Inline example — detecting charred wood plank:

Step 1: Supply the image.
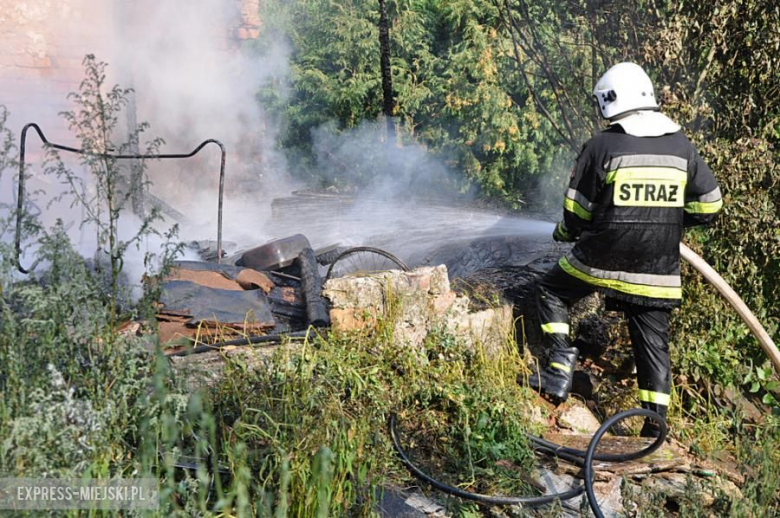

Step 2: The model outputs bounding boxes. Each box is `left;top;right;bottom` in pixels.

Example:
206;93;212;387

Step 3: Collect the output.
270;304;306;320
166;330;311;357
298;247;330;328
268;286;304;306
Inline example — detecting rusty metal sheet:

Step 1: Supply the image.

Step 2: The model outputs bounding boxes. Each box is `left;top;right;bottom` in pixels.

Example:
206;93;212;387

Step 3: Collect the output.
157;315;197;345
235;269;274;293
173;260;244;279
168;267;243;291
169;261;276;294
159;280;275;327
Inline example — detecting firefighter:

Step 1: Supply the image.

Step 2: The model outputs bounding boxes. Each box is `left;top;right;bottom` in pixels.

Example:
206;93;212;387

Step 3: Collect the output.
525;62;722;437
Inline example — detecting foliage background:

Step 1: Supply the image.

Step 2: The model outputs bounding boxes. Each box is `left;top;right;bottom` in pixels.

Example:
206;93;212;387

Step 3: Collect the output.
258;0;573;202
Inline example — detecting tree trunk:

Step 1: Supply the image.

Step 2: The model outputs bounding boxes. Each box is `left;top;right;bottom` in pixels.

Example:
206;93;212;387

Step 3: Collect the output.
378;0;396;143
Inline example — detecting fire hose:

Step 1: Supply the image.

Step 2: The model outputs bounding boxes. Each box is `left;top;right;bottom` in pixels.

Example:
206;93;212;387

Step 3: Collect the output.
680;243;780;372
391;244;777;516
390;409;666;517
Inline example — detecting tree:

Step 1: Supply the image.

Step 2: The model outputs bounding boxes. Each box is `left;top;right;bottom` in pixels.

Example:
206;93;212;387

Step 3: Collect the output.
379;0;396;141
260;0;570;201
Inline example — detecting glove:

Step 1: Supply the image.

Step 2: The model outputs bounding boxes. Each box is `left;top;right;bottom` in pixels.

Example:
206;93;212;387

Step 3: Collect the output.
552;221;575;242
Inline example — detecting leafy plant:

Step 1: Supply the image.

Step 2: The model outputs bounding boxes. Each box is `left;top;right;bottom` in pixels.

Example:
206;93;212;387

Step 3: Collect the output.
0;60;204;515
44;54;166;332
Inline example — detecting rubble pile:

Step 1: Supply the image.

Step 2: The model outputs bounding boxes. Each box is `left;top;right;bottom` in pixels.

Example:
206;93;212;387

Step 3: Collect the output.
157;260;307;352
167;262;516;388
323;265;513;355
521;399;745;517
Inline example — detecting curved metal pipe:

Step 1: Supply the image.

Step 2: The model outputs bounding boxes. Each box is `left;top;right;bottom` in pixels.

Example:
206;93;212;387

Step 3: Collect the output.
680;243;780;373
15;122;227;273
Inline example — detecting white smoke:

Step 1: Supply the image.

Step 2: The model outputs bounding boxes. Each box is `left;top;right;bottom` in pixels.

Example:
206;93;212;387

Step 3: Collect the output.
112;0;294;238
0;0;555;288
258;117;554;267
0;0;295;286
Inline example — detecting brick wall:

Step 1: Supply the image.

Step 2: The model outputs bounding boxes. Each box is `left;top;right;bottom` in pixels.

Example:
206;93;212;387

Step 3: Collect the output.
0;0;115;143
1;0;265;231
0;0;260;143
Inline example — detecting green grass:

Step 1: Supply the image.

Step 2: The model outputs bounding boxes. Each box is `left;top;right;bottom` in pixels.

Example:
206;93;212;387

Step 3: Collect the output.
1;51;777;512
0;225;546;515
209;325;543;516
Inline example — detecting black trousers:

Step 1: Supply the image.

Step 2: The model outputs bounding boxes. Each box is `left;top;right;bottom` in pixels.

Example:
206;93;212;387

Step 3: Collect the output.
535;264;671;416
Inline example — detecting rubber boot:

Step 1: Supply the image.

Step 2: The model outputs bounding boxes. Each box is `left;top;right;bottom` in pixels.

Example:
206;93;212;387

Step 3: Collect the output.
639;403;667;438
522;346;579;403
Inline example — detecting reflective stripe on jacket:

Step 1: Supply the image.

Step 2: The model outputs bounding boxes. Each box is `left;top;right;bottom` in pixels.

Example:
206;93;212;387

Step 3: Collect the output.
560;126;722;308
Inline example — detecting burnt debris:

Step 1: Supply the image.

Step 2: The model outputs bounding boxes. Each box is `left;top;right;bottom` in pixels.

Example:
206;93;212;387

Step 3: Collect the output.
159;235;394;355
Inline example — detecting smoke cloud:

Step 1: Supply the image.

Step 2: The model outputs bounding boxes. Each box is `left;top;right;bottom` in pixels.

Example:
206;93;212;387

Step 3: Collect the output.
0;0;554;288
0;0;294;285
261;117;553;270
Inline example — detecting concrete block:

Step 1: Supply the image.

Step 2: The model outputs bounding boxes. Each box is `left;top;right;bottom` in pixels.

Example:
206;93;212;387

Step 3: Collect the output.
323;266;513;352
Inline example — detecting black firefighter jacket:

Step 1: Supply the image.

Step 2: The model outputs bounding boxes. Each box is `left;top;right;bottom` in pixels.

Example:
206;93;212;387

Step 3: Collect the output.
556;126;723;309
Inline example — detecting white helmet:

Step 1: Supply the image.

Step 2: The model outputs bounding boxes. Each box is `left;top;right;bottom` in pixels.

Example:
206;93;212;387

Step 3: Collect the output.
593;62;659;120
